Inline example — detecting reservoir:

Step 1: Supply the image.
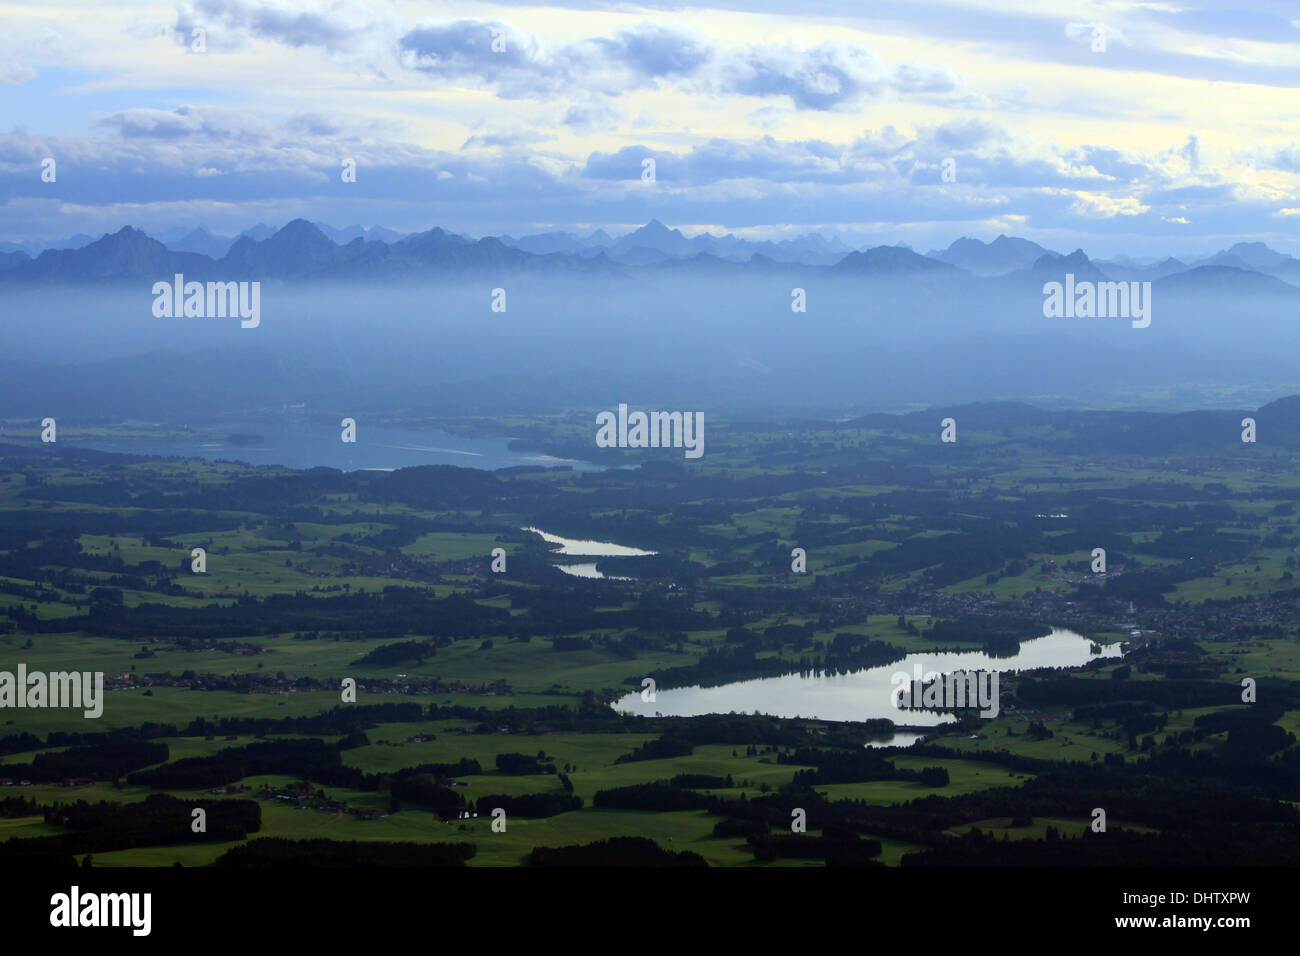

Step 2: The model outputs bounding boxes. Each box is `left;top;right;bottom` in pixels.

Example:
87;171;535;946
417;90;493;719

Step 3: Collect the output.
611;627;1121;734
524;527;655;580
68;421;598;472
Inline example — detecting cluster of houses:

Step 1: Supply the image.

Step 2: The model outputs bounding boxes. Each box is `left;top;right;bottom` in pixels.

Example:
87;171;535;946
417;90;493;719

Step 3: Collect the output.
451;721;559;735
0;776;96;787
207;783;252;795
257;783;387;820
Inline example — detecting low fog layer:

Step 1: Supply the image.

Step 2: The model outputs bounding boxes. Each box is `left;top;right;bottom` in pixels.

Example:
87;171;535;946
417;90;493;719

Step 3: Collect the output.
1;265;1296;423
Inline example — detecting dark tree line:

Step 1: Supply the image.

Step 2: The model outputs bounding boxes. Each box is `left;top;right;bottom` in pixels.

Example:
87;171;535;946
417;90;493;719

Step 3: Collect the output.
528;837;706;867
0;794;259;860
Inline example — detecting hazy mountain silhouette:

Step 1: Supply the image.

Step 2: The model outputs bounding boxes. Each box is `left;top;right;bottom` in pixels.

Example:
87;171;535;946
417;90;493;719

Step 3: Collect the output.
929;235;1055;275
1154;265;1300;297
829;245;958;275
167;227;236;259
1023;249;1110;283
1095;256;1189;281
502;220;849;265
2;221;1298;293
13;227;210;280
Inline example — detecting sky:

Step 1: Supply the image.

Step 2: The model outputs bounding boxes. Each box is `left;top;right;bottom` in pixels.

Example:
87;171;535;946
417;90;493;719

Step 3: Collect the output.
0;0;1297;257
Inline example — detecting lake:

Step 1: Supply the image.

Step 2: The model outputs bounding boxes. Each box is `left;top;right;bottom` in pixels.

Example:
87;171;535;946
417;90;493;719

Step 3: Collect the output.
69;421;600;472
523;527;655;580
611;628;1122;740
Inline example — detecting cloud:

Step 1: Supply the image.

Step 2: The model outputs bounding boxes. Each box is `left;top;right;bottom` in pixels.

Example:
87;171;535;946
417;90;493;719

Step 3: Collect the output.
398;19;541;80
97;106;271;142
916;118;1010;153
1269;143;1300;173
563;99;624;133
0;23;74;85
208;8;976;112
11;103;1225;237
595;22;712;78
0;62;36;85
174;0;388;54
584;138;848;186
461;129;555;150
1066;146;1152;185
719;42;963;111
397;19;716;101
1064;22;1130;52
720;41;968;111
580;125;1130;194
1067;190;1149;218
724;43;878;110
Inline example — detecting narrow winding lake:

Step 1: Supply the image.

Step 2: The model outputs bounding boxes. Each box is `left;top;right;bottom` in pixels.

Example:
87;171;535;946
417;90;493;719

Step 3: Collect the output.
612;628;1121;735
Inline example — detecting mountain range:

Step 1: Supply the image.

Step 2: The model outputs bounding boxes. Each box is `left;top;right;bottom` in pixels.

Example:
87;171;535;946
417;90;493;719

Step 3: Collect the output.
1;220;1299;294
